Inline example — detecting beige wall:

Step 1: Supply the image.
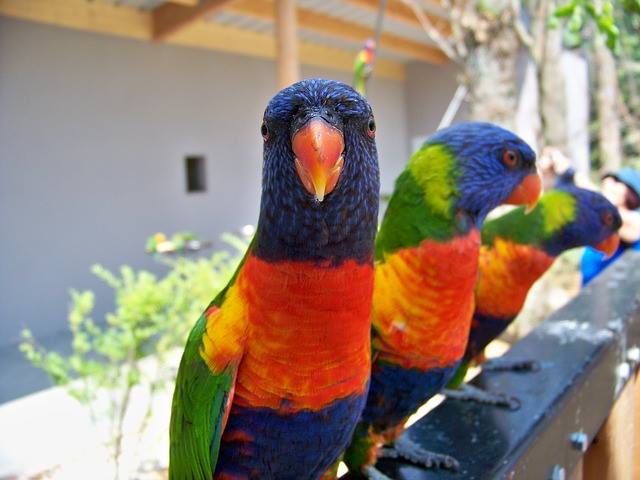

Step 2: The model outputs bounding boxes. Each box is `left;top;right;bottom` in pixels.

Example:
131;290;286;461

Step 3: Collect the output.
404;61;464;155
0;18;438;345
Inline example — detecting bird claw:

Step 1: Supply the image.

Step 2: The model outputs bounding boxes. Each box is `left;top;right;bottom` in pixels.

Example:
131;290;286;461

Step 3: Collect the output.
482;358;540;372
379;436;460;471
443;384;521;410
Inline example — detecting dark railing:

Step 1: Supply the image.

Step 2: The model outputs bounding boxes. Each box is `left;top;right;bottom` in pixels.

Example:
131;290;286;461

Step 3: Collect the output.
369;251;640;480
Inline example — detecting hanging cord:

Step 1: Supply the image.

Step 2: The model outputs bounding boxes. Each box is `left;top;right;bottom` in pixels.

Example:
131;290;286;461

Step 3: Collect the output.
397;0;465;129
355;0;387;95
370;0;388;71
437;84;468;130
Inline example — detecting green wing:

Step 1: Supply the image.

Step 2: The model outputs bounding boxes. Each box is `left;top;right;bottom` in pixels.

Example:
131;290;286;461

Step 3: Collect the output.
169;317;235;479
169;239;253;479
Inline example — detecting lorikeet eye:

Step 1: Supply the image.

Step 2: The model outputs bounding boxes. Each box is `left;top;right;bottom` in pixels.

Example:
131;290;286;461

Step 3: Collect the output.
367;117;376;138
261;121;270;142
603;211;614;227
502;149;519;168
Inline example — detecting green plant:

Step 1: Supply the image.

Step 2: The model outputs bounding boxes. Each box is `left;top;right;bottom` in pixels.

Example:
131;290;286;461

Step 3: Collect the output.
551;0;620;50
20;233;249;479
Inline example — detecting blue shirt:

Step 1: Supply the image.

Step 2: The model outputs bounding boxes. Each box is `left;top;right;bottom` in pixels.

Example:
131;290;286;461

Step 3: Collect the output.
581;239;640;286
582;168;640;285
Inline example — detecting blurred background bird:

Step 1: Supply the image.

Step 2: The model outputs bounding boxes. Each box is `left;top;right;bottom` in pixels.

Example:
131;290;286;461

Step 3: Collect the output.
341;122;541;479
169;79;380;480
353;38;377;96
445;183;622;407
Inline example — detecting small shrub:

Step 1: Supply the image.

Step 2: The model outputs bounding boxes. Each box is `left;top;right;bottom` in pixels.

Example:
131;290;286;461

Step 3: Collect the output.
20;233;248;479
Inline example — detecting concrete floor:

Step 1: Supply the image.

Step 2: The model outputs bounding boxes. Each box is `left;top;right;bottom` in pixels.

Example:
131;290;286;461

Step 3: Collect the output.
0;344;177;479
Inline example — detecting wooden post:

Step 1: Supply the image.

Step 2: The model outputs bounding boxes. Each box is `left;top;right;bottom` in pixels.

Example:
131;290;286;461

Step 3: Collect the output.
634;372;640;479
569;460;583;480
274;0;300;89
584;377;636;480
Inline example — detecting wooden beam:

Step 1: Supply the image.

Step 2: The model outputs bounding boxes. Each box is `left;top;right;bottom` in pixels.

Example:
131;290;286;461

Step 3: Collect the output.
171;21;406;80
0;0;150;39
152;0;236;41
634;372;640;480
0;0;406;80
228;0;448;64
569;459;583;480
584;378;635;480
168;0;199;5
345;0;451;37
274;0;300;88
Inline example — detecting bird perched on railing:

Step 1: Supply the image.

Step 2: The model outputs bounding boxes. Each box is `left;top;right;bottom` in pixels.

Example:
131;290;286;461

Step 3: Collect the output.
353;38;377;96
340;122;541;479
445;183;622;407
169;79;380;479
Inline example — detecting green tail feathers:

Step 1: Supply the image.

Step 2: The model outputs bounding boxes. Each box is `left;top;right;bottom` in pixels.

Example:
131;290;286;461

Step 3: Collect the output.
343;423;376;474
446;360;470;390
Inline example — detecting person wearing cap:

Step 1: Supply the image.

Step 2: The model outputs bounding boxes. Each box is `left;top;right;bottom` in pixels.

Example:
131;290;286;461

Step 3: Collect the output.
580;168;640;285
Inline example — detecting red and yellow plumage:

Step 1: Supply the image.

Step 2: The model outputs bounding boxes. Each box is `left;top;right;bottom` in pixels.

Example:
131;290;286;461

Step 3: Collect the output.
372;229;481;370
475;238;554;320
202;254;373;413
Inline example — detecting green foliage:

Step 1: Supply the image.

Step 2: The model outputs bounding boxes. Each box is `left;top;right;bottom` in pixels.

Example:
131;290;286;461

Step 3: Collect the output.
585;0;640;169
157;233;248;347
552;0;620;51
622;0;640;13
616;1;640;167
19;233;248;477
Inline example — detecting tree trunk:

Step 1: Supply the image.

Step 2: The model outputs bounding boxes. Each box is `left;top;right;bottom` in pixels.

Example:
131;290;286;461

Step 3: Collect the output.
595;38;623;172
538;4;568;151
466;25;520;129
523;0;569;153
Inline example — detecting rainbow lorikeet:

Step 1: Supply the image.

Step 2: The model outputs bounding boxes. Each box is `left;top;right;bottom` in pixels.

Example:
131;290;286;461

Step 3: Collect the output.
169;79;380;479
342;122;541;478
353;39;376;96
444;183;621;407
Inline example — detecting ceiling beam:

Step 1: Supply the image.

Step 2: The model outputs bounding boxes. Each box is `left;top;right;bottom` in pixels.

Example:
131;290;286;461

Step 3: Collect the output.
274;0;300;88
0;0;406;80
170;21;406;80
0;0;150;38
345;0;451;37
228;0;448;64
167;0;199;5
152;0;236;41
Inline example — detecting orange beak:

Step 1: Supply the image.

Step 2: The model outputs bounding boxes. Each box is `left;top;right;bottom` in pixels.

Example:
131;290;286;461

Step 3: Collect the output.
594;233;620;259
292;118;345;202
506;172;542;214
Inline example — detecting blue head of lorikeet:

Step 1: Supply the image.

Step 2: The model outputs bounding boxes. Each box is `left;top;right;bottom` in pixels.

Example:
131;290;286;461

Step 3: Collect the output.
375;122;541;257
480;182;622;259
541;183;622;256
255;78;380;263
426;122;541;226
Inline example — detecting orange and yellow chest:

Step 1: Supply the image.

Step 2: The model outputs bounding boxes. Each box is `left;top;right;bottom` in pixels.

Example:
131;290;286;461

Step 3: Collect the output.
231;255;374;412
372;229;481;370
475;238;555;319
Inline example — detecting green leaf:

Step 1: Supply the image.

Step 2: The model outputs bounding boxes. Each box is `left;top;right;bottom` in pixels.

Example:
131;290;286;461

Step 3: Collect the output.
568;11;585;32
563;30;584;48
128;368;141;386
554;2;578;18
547;15;560;28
